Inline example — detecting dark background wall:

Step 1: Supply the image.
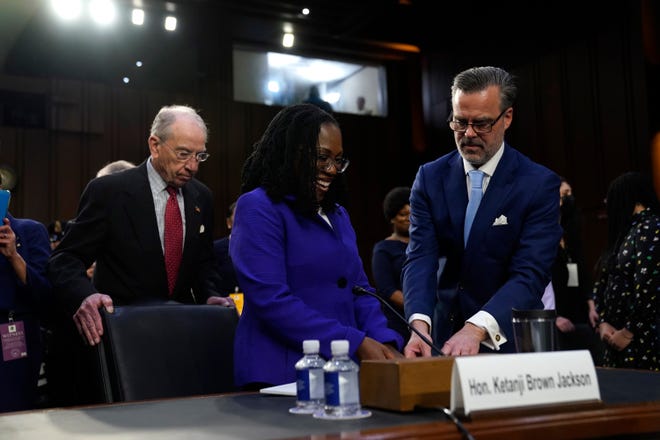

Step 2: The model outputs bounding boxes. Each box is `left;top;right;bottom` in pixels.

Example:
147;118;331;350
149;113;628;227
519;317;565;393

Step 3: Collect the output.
0;0;658;284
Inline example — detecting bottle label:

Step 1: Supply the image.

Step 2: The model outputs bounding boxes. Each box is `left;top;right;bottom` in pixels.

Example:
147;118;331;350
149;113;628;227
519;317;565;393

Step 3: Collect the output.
324;371;359;406
296;368;324;401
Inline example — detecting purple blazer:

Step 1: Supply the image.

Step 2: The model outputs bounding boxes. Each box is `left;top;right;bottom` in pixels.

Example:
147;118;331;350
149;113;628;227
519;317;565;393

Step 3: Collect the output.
230;187;403;387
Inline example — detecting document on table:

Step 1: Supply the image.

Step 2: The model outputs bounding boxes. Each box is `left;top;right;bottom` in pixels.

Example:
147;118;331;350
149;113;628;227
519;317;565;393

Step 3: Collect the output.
260;382;296;396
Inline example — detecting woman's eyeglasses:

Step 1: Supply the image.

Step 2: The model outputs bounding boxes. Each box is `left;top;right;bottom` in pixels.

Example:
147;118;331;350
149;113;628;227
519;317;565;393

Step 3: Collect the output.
317;155;350;173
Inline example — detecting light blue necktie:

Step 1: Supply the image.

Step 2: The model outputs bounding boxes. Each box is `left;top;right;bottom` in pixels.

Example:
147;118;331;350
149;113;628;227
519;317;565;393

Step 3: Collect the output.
464;170;485;247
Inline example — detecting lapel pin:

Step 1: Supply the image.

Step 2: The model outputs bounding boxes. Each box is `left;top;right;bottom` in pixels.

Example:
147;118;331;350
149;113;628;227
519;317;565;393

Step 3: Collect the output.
199;224;205;233
195;206;201;213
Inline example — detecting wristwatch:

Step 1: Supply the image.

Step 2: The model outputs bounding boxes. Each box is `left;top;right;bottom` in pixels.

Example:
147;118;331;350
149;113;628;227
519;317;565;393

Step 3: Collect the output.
0;164;17;190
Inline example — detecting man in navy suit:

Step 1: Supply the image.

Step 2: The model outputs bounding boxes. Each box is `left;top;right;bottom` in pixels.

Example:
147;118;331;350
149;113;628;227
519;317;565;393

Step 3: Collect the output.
48;105;233;347
402;66;562;357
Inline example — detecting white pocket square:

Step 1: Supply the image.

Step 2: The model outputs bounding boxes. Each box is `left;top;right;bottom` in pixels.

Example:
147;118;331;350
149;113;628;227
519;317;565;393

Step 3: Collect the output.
492;215;508;226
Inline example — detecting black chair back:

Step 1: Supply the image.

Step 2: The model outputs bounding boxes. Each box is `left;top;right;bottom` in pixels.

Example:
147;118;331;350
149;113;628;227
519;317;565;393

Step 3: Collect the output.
96;302;238;402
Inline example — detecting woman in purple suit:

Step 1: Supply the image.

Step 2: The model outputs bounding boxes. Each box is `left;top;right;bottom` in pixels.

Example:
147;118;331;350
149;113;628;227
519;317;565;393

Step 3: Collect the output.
231;103;403;390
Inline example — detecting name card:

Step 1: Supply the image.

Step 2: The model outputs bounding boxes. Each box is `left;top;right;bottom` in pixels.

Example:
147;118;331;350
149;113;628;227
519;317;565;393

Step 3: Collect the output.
450;350;600;416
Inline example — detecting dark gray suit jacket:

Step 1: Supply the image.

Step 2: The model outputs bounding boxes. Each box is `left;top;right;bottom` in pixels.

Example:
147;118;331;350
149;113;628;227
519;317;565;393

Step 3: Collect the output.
48;160;223;315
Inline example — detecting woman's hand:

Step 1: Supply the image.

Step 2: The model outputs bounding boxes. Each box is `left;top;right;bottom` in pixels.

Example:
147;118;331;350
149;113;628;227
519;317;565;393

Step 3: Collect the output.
606;328;634;351
555;316;575;333
356;336;403;361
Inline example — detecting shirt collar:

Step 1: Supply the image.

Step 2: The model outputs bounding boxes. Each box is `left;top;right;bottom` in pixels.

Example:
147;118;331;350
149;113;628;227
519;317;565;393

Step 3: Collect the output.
147;157;171;195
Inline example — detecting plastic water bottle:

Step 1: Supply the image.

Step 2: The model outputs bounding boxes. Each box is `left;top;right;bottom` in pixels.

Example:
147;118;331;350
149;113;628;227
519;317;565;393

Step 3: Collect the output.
321;339;361;417
290;339;326;414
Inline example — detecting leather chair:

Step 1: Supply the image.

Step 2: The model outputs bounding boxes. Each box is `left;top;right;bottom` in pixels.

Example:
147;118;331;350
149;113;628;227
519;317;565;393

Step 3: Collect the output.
95;302;239;403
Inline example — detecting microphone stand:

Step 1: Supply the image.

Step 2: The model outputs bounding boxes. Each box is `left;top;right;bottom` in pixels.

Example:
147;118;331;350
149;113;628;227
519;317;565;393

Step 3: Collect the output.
352;285;444;355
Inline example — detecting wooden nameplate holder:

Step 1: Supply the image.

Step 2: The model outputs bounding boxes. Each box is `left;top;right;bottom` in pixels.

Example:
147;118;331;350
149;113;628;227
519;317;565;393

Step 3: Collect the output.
360;356;455;412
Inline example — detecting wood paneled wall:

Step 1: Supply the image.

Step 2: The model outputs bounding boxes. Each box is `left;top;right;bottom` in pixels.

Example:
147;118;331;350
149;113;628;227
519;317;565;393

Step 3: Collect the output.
0;1;655;284
420;1;654;278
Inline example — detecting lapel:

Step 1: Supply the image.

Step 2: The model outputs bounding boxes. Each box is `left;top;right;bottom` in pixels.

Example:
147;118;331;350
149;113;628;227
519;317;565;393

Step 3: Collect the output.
466;145;518;248
182;182;202;258
123;164;162;258
8;215;24;256
444;153;469;241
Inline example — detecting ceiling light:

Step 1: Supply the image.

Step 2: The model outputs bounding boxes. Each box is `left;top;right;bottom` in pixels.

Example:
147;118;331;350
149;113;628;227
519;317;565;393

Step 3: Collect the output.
89;0;117;26
51;0;83;20
131;9;145;25
164;16;177;31
282;33;294;48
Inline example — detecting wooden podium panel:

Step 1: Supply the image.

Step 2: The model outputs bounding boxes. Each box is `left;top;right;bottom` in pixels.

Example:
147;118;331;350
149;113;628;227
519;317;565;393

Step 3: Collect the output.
360;357;455;412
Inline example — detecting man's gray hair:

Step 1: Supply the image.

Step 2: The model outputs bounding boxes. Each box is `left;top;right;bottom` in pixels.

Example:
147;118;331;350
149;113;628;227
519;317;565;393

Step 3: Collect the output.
150;105;208;142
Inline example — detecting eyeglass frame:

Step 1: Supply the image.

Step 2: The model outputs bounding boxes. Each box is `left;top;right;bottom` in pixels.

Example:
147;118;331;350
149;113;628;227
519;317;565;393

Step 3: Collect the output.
317;154;350;174
158;139;210;163
448;107;509;134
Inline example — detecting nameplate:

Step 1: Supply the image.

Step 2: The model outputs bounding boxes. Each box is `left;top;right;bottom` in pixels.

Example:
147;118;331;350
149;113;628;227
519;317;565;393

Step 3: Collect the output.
450;350;600;416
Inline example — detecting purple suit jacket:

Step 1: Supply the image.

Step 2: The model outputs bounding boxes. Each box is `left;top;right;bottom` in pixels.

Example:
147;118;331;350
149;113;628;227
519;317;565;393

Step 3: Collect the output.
231;187;403;387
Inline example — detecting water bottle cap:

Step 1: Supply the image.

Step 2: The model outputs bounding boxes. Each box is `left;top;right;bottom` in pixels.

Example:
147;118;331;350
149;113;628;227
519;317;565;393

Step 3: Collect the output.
330;339;349;355
302;339;320;354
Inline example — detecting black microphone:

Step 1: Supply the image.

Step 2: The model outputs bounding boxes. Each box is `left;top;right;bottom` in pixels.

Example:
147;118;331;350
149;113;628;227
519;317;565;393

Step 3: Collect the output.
352;285;444;355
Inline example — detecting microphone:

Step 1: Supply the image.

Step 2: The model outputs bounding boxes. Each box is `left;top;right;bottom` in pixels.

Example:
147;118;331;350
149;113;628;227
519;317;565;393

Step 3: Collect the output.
352;285;444;355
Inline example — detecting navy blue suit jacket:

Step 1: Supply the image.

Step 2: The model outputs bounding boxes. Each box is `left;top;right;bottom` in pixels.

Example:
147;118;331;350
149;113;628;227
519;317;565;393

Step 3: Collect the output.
402;145;561;352
0;214;52;314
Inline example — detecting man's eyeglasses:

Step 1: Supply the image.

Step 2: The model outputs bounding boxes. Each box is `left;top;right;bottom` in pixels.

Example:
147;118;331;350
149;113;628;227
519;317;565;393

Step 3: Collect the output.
161;141;210;163
317;154;350;174
448;108;508;134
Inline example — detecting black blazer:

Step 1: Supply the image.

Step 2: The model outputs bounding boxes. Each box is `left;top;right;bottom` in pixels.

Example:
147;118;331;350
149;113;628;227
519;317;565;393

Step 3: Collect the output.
48;160;223;314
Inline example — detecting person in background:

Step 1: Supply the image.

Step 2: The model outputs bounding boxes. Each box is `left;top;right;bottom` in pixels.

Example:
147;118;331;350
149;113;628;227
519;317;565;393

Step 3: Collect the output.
47;161;137;276
231;103;403;390
85;159;138;279
46;105;234;405
550;177;603;363
356;96;373;115
371;186;411;342
302;85;333;114
402;66;562;357
0;173;53;412
96;160;136;178
592;171;659;371
213;200;239;296
47;220;67;250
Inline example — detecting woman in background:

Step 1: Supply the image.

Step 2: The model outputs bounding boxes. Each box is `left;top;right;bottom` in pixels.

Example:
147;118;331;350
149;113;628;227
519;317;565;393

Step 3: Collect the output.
0;174;53;412
592;171;659;371
550;178;603;363
231;103;403;390
371;186;411;342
